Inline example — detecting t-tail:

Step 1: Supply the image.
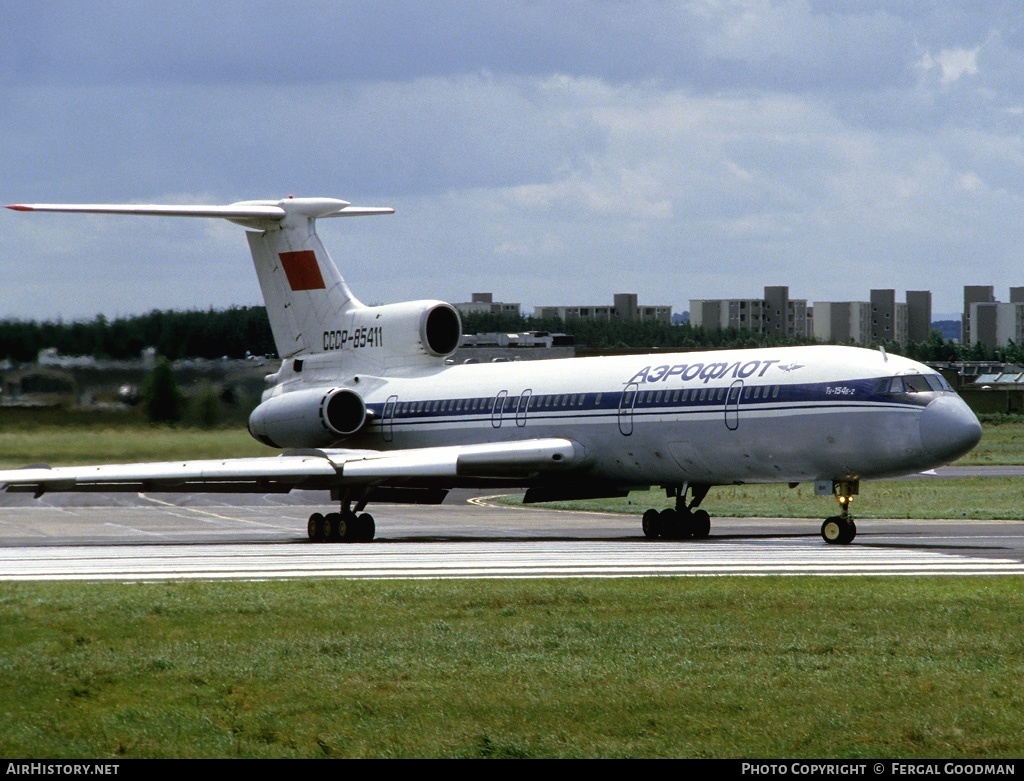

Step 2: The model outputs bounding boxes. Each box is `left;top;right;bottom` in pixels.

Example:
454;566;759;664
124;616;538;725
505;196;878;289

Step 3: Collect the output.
5;197;464;373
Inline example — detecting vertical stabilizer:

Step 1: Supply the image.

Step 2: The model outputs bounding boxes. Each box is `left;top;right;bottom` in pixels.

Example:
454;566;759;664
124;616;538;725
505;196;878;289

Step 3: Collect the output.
246;213;360;358
5;197;394;360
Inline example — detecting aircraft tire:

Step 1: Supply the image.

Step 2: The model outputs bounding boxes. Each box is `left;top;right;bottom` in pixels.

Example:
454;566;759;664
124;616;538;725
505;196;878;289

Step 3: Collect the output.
660;508;688;539
325;512;344;542
821;516;855;545
642;509;662;539
355;513;376;542
307;513;325;542
691;509;711;539
842;519;857;544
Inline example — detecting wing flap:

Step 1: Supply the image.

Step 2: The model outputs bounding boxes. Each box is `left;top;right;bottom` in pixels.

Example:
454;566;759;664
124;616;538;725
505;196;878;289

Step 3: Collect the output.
329;438;581;480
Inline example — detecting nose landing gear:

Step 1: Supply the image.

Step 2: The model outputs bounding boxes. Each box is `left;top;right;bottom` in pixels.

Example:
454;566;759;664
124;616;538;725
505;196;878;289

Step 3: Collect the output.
821;480;858;544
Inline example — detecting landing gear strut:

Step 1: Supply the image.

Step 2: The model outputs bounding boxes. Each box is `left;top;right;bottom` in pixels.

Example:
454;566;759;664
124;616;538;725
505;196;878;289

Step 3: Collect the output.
307;493;376;543
642;484;712;540
821;480;857;545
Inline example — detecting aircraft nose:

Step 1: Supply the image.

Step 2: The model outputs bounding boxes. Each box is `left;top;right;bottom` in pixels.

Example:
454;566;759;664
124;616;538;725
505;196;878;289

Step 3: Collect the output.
919;395;983;464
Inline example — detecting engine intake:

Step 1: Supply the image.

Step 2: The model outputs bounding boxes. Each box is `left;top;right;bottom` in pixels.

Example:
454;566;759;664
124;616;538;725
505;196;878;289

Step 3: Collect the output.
248;387;367;449
421;303;461;356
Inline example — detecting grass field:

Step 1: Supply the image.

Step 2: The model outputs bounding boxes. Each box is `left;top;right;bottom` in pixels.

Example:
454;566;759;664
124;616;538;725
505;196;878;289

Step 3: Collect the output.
1;410;1022;758
2;578;1023;759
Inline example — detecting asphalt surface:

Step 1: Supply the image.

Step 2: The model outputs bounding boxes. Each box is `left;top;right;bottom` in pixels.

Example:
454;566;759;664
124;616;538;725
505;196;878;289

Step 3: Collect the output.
0;468;1022;579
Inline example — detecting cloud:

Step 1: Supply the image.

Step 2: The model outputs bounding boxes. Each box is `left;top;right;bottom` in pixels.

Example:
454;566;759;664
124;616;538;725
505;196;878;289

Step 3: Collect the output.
917;46;981;85
3;2;1024;321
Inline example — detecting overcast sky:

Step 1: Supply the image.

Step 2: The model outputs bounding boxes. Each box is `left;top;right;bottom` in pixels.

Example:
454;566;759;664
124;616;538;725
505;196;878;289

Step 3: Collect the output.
2;1;1023;322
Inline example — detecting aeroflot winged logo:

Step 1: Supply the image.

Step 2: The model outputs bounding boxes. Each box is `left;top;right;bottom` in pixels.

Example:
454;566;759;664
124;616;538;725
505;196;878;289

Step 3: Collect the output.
278;250;326;291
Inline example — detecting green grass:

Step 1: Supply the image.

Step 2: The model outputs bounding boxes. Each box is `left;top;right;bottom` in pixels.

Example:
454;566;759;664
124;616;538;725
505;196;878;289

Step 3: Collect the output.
510;479;1024;521
0;408;274;468
965;416;1024;466
1;578;1023;759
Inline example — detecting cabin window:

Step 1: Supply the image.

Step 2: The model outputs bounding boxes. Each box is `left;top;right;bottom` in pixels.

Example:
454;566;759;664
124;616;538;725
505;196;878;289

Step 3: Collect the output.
772;386;780;398
699;389;707;401
595;393;602;405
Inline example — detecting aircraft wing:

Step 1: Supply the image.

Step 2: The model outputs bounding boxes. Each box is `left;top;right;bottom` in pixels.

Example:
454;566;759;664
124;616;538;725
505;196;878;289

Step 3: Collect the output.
0;438;581;497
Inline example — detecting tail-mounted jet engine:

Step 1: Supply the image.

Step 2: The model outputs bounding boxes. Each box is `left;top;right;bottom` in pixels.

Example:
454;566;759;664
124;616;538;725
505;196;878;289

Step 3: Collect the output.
248;387;368;449
319;300;462;364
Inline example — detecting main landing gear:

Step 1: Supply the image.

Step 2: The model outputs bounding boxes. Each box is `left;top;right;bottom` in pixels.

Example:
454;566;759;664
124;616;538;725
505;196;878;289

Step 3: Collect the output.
307;493;376;543
821;480;858;545
642;484;712;540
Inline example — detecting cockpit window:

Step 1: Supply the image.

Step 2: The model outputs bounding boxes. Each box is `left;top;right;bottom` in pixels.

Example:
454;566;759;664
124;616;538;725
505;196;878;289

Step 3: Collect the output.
902;375;932;393
876;373;952;394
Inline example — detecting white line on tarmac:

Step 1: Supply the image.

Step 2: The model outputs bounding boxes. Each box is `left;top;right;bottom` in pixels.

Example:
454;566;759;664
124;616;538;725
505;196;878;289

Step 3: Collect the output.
1;541;1022;582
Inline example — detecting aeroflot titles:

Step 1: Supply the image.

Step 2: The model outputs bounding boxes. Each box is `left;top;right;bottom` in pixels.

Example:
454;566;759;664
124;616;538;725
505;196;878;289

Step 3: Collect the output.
627;359;782;385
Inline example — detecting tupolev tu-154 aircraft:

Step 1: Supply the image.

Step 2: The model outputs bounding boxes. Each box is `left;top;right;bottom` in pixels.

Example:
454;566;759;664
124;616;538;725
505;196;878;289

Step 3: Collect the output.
0;197;983;544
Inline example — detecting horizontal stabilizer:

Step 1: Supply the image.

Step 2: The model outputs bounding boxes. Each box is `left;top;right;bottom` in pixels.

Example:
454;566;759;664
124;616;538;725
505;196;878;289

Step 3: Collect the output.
6;198;394;223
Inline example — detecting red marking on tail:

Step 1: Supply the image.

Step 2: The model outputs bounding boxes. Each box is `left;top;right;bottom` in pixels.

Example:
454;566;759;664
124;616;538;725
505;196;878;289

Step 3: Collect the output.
6;205;34;211
278;250;326;291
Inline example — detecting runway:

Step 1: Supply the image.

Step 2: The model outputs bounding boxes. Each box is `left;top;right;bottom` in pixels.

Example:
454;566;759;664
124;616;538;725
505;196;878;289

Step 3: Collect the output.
2;538;1023;581
2;479;1023;581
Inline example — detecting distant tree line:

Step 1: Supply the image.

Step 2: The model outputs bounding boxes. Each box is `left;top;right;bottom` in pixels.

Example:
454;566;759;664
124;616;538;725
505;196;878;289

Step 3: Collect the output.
1;307;1021;365
0;307;276;363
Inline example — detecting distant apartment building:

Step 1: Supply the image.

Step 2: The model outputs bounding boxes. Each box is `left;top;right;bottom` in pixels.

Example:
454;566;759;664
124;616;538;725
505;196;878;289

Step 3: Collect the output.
962;286;996;347
869;289;907;345
812;290;929;346
964;286;1024;350
453;293;521;318
906;290;933;343
690;286;810;338
812;301;872;345
535;293;672;324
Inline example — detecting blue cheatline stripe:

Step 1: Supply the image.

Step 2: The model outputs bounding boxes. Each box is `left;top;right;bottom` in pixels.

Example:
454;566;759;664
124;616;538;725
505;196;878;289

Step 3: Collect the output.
366;379;937;429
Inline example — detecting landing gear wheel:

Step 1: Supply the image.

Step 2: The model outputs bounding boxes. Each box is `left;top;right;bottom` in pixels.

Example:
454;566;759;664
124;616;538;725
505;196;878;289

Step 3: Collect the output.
307;513;325;542
844;519;857;544
642;509;662;539
691;509;711;539
821;516;856;545
354;513;376;542
324;512;345;542
660;508;687;539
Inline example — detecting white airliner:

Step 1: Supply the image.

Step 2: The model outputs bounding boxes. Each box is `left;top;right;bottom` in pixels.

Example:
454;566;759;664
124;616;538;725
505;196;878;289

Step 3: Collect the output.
0;197;983;544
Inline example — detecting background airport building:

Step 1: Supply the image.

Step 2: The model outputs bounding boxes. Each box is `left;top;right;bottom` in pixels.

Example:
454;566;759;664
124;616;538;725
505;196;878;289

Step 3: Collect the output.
457;293;672;324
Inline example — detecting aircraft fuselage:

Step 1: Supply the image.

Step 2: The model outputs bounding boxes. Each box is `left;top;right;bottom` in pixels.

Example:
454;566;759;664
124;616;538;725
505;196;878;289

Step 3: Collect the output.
279;343;980;489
